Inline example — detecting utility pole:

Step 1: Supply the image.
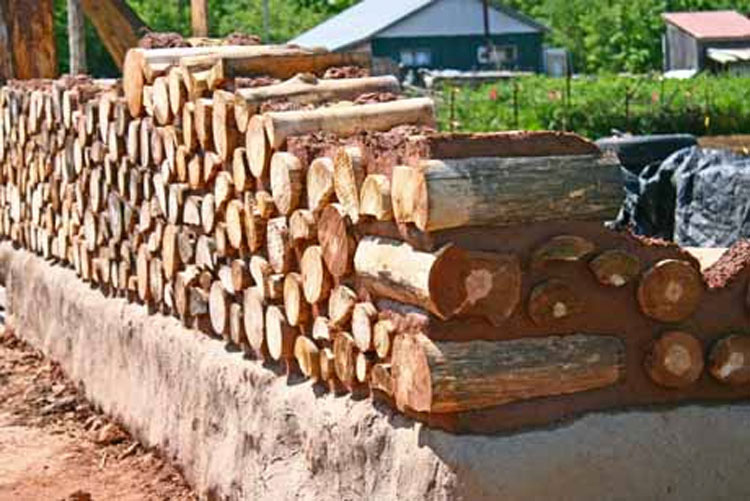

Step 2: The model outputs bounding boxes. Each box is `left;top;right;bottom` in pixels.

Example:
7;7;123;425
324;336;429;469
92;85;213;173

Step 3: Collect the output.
68;0;87;74
191;0;208;37
482;0;496;69
262;0;270;43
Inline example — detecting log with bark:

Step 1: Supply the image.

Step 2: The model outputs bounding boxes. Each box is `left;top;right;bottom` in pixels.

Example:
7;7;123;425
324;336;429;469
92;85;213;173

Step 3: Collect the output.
392;155;622;231
392;333;625;413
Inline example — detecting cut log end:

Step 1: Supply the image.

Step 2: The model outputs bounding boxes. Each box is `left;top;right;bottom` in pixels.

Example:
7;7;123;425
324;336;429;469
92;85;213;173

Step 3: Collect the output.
709;335;750;386
637;259;704;323
645;331;704;389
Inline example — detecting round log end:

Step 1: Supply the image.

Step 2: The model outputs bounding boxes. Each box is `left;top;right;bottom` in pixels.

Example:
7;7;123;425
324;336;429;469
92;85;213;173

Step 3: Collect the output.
392;333;432;413
532;235;596;265
645;331;704;388
246;115;269;179
589;249;641;287
709;335;750;385
527;279;583;326
637;259;704;323
428;244;473;319
123;49;145;118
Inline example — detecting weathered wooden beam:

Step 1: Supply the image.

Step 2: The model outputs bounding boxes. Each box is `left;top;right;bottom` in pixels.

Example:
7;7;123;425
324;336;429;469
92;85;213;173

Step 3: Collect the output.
81;0;148;69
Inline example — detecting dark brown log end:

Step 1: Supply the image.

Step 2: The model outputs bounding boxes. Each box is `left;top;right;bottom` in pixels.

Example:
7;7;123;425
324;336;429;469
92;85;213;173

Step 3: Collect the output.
637;259;704;323
531;235;596;266
709;335;750;385
645;331;704;389
589;249;641;287
527;279;583;326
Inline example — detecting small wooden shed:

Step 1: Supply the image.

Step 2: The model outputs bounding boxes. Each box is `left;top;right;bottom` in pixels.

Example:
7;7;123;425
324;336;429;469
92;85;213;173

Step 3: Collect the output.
663;10;750;72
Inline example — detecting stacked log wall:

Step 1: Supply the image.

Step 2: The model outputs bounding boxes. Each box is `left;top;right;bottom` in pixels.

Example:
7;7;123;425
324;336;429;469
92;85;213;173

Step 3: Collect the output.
2;41;750;434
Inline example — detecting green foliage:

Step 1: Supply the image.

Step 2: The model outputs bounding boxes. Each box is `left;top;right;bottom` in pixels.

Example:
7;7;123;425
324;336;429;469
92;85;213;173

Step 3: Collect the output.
502;0;750;73
436;74;750;139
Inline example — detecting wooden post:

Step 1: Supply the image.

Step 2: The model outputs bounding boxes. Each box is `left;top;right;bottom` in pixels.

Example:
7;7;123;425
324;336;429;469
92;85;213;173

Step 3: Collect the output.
191;0;209;37
68;0;87;74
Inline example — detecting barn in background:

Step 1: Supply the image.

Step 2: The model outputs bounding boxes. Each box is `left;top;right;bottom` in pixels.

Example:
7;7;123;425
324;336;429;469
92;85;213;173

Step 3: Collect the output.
291;0;547;73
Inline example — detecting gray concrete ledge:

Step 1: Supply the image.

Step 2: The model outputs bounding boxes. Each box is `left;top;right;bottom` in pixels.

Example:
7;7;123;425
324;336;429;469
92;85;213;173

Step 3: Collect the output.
3;242;750;501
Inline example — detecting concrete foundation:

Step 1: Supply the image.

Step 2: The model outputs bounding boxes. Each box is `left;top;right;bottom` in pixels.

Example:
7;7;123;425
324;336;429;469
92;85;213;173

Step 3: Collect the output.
3;242;750;501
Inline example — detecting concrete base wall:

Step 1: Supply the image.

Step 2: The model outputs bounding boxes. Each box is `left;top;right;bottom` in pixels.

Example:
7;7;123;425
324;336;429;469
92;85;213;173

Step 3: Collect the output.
4;243;750;501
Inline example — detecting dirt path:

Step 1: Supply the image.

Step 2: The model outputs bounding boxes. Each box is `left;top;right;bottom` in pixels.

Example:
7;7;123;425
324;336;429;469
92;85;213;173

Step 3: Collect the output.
0;327;196;501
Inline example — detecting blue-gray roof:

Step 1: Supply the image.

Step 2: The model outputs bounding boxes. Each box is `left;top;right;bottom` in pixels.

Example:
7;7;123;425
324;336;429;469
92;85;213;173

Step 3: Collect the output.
291;0;546;51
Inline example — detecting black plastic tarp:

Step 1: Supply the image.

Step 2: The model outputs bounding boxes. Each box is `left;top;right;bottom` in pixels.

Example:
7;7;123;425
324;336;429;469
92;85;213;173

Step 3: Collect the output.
613;146;750;247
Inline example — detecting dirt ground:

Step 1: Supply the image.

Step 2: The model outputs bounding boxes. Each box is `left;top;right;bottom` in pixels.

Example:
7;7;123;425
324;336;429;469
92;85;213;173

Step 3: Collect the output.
0;326;196;501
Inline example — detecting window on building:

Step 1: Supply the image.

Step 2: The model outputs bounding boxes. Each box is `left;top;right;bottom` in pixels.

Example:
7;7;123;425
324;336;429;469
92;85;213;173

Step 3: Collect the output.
400;48;432;67
494;45;517;63
477;45;518;66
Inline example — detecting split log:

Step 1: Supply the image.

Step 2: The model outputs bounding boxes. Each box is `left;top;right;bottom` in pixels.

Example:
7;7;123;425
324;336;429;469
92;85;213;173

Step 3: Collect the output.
333;331;358;388
370;363;393;396
212;89;239;161
645;331;704;389
294;336;320;381
317;204;356;279
209;280;229;337
261;98;435;150
266;305;297;362
392;333;625;413
229;302;245;347
266;216;292;274
352;302;377;352
306;156;335;213
373;319;396;359
289;209;316;245
243;287;266;358
270;152;304;216
283;272;309;327
232;147;252;191
329;285;357;327
393;155;622;231
246;115;270;181
333;147;365;223
709;335;750;385
225;199;245;250
359;174;392;221
356;352;374;383
637;260;703;323
312;316;332;342
230;259;251;292
300;245;331;304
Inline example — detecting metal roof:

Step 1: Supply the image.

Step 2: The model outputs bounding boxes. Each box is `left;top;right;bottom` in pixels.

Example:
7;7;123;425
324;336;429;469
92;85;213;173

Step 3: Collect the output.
292;0;433;51
291;0;546;51
662;11;750;41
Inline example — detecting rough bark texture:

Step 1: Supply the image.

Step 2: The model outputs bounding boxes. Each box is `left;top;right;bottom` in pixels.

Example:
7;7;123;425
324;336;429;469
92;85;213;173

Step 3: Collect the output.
7;0;58;78
393;333;625;414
